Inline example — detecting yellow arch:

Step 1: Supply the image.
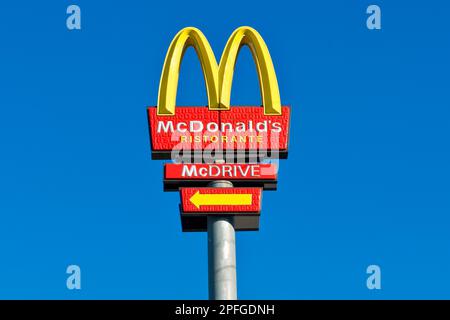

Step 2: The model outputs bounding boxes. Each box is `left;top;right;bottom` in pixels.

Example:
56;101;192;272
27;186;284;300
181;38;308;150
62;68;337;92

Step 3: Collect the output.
157;27;219;115
218;26;281;115
157;26;282;116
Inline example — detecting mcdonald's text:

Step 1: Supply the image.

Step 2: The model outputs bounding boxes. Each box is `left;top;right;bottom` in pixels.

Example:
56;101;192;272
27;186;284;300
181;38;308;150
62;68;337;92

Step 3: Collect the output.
148;106;290;159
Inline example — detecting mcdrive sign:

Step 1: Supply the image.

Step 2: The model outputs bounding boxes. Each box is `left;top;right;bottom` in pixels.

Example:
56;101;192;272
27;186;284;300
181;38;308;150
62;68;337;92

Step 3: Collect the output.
164;163;278;191
147;26;291;159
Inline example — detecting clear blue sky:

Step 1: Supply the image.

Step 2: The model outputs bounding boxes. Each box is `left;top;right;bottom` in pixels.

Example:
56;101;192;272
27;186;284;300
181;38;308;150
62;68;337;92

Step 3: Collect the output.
0;0;449;299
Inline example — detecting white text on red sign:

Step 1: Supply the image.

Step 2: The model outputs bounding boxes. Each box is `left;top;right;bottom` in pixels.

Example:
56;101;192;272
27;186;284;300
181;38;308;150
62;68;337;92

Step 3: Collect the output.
165;163;277;180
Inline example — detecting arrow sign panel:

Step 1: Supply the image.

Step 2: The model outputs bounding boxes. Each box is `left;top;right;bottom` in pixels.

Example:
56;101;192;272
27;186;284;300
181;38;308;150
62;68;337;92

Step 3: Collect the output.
180;188;262;213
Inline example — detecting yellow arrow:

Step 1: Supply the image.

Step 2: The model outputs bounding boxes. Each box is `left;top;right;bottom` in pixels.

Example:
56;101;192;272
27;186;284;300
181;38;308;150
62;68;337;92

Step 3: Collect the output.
189;191;253;209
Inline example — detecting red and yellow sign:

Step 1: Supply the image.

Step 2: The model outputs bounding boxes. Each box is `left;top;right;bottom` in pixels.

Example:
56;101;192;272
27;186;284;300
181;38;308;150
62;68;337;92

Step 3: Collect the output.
181;188;262;213
148;106;290;158
148;26;289;232
147;26;291;159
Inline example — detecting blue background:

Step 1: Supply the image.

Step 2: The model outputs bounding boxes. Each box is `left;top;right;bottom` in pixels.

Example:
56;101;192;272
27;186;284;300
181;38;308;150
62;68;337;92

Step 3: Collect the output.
0;0;449;299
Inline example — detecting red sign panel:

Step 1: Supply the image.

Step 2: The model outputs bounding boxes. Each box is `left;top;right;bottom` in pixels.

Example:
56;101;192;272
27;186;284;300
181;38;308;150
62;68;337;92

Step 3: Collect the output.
165;163;277;180
147;106;290;159
180;188;262;213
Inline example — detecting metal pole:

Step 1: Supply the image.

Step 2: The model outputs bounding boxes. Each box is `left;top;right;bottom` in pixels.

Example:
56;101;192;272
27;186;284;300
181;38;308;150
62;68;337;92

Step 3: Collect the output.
207;180;237;300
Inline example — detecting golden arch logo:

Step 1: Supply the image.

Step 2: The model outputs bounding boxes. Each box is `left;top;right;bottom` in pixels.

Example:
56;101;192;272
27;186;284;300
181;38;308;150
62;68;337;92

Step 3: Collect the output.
147;26;290;160
157;26;281;116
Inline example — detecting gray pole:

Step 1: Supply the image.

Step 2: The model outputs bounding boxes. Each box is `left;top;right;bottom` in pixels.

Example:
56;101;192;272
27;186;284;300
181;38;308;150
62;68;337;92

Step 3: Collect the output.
207;180;237;300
